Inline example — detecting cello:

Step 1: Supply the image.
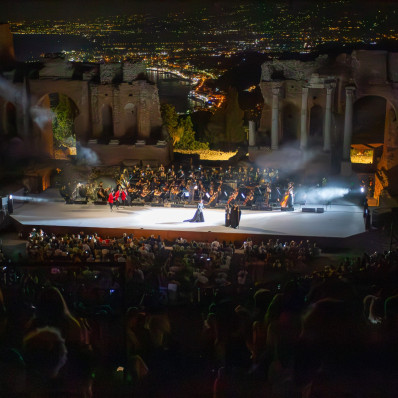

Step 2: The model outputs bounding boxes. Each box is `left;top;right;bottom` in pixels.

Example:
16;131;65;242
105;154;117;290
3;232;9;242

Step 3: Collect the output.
280;183;293;208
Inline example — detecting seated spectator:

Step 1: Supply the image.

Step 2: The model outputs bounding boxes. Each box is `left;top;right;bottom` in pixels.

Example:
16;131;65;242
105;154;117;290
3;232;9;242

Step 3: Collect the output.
22;327;68;395
30;287;83;347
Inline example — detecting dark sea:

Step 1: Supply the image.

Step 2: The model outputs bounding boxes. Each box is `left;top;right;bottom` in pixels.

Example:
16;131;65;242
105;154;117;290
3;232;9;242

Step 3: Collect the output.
146;70;198;114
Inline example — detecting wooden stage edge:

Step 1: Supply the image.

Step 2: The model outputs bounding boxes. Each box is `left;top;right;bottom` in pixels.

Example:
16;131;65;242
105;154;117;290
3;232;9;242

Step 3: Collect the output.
12;218;349;249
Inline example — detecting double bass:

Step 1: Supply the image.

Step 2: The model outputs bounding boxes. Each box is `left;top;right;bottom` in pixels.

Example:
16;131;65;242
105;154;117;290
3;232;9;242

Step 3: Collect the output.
280;183;294;208
243;190;254;206
227;190;239;205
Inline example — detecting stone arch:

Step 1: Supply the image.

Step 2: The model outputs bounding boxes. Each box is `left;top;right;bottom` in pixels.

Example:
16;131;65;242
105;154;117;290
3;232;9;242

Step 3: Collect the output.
353;95;387;144
100;104;113;143
309;104;323;146
34;92;80;158
4;102;17;137
123;102;137;138
281;102;300;143
258;102;272;145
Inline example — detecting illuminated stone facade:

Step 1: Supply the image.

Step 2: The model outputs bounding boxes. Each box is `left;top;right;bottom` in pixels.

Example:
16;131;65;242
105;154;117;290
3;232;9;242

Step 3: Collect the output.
0;53;170;166
255;50;398;202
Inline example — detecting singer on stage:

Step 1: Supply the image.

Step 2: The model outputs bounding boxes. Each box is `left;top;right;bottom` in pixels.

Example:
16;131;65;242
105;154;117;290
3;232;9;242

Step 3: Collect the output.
184;199;205;222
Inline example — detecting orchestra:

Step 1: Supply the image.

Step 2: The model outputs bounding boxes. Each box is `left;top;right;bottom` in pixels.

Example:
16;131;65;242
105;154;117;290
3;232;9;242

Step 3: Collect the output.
59;164;297;216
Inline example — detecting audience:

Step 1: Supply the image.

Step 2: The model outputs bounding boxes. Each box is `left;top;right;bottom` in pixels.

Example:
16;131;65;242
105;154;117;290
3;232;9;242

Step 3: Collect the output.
1;227;398;397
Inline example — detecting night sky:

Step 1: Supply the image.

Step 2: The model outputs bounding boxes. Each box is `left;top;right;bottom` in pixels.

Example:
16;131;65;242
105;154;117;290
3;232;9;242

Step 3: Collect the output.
3;0;239;20
3;0;394;21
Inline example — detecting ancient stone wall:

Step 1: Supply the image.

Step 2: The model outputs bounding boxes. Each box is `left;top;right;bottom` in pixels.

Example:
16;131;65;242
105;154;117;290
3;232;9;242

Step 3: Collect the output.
85;142;171;166
90;79;162;141
100;63;123;84
123;62;146;82
39;58;74;79
260;56;328;82
352;50;388;87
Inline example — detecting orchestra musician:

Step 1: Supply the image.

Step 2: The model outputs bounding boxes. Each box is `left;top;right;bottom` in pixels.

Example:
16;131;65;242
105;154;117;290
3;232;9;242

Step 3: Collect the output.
97;182;107;202
169;183;180;203
243;190;254;206
227;189;239;206
207;188;217;207
264;183;271;206
280;182;294;209
153;187;164;203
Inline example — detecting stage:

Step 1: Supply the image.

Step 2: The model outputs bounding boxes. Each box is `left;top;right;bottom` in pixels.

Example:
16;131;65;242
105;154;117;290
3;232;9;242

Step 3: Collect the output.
10;189;366;246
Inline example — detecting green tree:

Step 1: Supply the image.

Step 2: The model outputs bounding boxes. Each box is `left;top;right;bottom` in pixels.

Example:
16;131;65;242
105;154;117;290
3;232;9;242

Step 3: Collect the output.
161;104;208;150
160;103;181;145
205;87;245;148
53;94;76;147
225;87;245;144
175;116;194;149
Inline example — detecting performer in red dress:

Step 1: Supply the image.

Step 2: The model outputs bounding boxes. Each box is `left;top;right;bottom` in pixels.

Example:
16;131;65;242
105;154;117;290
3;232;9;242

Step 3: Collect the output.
121;189;127;206
108;190;114;212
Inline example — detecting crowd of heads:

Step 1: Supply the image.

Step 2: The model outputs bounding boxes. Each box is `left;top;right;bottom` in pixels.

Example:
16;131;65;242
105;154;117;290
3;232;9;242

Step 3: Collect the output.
1;227;398;397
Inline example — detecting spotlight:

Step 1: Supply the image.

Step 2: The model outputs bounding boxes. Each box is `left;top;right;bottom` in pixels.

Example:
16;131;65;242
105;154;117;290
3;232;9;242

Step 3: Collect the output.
360;187;365;193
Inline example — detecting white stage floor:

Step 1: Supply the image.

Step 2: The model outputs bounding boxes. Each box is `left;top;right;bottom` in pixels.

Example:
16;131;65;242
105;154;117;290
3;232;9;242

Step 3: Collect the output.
11;193;366;238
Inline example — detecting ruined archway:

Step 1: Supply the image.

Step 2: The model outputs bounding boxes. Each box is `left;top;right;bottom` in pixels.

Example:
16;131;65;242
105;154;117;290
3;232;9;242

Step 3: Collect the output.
309;105;323;146
350;95;387;167
258;102;272;146
123;102;137;140
34;93;79;158
281;102;300;143
100;104;114;143
353;96;386;145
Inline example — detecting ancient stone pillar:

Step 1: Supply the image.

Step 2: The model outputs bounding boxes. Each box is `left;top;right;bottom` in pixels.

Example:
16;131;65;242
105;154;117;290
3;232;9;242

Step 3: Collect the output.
343;87;355;160
248;120;256;146
323;86;333;152
21;77;31;139
271;87;280;150
300;87;309;149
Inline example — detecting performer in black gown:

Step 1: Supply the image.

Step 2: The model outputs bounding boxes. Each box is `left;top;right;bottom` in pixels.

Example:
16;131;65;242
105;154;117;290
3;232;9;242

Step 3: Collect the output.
184;200;205;222
225;205;231;227
230;204;241;228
